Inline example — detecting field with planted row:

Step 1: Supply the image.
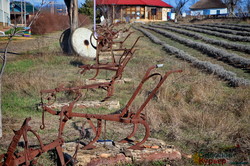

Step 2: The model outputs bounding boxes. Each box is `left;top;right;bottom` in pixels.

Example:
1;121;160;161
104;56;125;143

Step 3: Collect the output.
136;23;250;87
202;23;250;31
166;23;250;42
1;21;250;165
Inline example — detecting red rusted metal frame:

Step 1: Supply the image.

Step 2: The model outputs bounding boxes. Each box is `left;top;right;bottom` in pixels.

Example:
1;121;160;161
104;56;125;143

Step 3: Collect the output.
92;23;132;65
0;96;84;165
0;117;67;166
40;38;140;105
100;31;134;52
80;36;142;80
1;65;182;165
41;65;182;150
40;57;128;105
113;31;134;49
118;123;138;143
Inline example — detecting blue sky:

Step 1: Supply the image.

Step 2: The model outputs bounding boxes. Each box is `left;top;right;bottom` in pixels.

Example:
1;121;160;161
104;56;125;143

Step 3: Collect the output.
28;0;86;6
29;0;197;11
29;0;179;7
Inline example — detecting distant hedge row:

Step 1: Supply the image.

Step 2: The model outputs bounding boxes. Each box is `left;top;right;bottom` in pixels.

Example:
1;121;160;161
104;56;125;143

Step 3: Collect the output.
167;24;250;42
150;24;250;54
143;25;250;69
209;23;250;31
31;12;90;35
221;23;250;28
134;26;250;87
187;24;250;36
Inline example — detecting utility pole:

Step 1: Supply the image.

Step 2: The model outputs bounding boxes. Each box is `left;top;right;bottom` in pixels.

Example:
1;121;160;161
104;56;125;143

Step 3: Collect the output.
94;0;96;34
112;4;115;23
24;0;26;27
21;0;23;25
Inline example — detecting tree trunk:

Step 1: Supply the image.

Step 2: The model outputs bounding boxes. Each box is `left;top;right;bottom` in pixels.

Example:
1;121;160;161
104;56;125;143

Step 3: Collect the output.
71;0;79;32
67;0;79;54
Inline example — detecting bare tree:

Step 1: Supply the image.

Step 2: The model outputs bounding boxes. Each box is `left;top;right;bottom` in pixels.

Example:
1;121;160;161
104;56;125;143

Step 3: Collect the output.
223;0;242;16
0;0;48;138
246;0;250;13
174;0;190;18
235;0;249;17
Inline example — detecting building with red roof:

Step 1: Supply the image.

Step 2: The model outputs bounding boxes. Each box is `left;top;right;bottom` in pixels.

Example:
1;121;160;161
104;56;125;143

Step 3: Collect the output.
97;0;173;22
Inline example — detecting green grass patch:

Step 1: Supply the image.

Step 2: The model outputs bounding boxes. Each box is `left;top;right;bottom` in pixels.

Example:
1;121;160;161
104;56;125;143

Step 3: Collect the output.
2;92;40;118
5;58;36;73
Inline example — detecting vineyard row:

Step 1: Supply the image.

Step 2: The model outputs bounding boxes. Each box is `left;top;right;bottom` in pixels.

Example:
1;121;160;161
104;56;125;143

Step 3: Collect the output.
134;26;250;87
143;26;250;69
186;24;250;37
210;23;250;31
167;24;250;42
150;24;250;54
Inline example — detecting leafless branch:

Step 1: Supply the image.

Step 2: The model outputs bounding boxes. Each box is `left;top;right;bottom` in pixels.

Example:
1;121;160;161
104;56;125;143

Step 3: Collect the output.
222;0;242;16
174;0;190;17
0;55;4;61
28;0;51;27
0;29;16;78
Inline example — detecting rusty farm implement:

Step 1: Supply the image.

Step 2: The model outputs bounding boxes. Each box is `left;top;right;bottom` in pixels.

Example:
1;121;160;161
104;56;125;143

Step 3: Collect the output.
0;65;182;165
0;22;183;165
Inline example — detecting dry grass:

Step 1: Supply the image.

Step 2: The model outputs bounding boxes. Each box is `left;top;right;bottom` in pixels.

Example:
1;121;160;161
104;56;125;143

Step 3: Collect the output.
0;24;250;165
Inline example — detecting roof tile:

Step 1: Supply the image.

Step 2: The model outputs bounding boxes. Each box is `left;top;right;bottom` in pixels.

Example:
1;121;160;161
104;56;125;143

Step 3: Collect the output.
190;0;227;10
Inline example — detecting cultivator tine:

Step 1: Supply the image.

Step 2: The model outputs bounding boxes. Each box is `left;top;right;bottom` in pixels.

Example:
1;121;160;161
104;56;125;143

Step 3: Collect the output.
89;68;100;80
119;123;138;143
87;118;97;134
117;31;134;49
56;146;65;165
65;143;80;165
82;119;102;150
128;121;150;150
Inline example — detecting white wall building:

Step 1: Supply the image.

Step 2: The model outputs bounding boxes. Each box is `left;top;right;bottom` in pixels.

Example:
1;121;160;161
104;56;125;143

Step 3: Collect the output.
190;0;228;16
0;0;10;26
